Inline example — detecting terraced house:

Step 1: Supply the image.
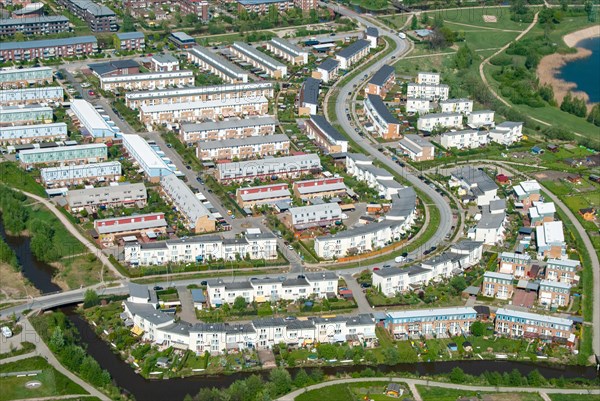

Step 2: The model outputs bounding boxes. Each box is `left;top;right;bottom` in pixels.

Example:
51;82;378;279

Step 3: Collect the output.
231;42;287;79
0;16;70;36
196;134;290;161
18;143;107;166
384;307;477;338
266;37;309;65
99;70;194;92
180;116;277;144
0;36;98;61
538;280;570;307
364;94;400;139
494;308;574;342
0;67;53;88
544;258;580;285
0;105;52;125
187;46;249;84
0;86;64;106
235;183;291;208
216;153;322;183
482;271;514;300
0;122;67;145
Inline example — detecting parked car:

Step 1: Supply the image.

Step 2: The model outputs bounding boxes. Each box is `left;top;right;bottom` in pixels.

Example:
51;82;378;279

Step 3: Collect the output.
373;267;380;271
1;326;13;338
200;281;208;286
87;90;95;96
153;286;163;291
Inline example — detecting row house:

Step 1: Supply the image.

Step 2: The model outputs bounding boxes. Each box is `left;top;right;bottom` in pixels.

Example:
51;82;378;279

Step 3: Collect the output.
449;166;499;206
0;16;69;37
314;58;339;84
94;212;167;244
365;64;395;98
529;202;556;226
196;133;290;161
385;307;477;337
18;143;107;167
237;0;294;15
398;134;434;162
0;67;52;88
266;37;309;65
489;121;523;146
56;0;117;32
40;161;122;187
66;183;147;212
336;39;370;69
187;46;249;84
405;98;431;114
513;180;542;209
536;221;566;259
139;96;269;129
439;129;489;150
417;112;462;132
71;99;116;139
495;308;574;342
0;86;63;106
498;252;533;278
373;265;433;296
121;134;173;181
160;174;215;233
180;116;276;144
289;203;342;230
346;152;403;200
406;83;449;101
292;177;347;201
538;280;570;308
125;82;274;110
467;110;495;128
99;70;194;92
298;77;320;116
440;98;473;114
231;42;287;79
115;32;145;51
216;153;321;183
305;114;348;153
364;94;401;139
0;35;98;62
0;122;67;145
123;232;278;265
236;183;291;208
416;72;440;85
544;258;580;285
482;271;514;299
0;104;52;126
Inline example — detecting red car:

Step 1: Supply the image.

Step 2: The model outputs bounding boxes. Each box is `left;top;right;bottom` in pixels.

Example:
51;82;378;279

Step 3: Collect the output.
88;90;95;96
373;267;380;271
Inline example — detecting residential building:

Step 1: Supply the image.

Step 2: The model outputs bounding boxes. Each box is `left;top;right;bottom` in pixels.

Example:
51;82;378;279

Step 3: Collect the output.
125;82;274;110
180;116;277;144
498;252;533;278
293;177;346;201
89;60;140;78
266;37;308;65
529;202;556;226
482;271;514;299
373;265;433;296
0;35;98;61
56;0;117;32
115;32;145;51
231;42;287;79
406;83;449;101
536;221;566;259
440;98;473;114
179;0;209;21
0;122;67;145
385;307;477;337
0;67;52;88
365;65;394;98
99;70;194;92
169;31;196;49
513;180;542;209
0;105;52;126
216;153;321;183
416;72;440;85
298;77;320;116
449;166;498;206
440;130;489;149
336;39;370;69
495;308;573;341
314;58;339;83
187;46;249;83
417;112;462;132
237;0;294;15
0;16;69;37
94;212;167;243
364;94;400;139
66;183;147;212
293;0;316;11
122;134;174;181
365;27;379;49
398;134;434;162
71;99;116;139
196;134;290;161
470;212;506;245
160;174;215;233
305;114;348;153
539;280;570;307
139;97;269;128
467;110;495;128
236;183;291;208
40;161;122;187
489;121;523;145
544;258;580;285
150;54;179;72
405;98;431;113
289;203;342;230
124;232;278;265
18;143;107;166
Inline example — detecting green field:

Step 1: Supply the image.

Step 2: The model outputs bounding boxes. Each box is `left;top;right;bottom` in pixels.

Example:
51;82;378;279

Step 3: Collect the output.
461;29;520;50
549;394;600;401
427;6;530;30
417;386;544;401
0;162;46;197
296;382;403;401
0;357;87;401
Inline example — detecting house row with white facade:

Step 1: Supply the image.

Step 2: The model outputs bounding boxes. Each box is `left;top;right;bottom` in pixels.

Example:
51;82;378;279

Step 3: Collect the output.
216;153;321;183
160;174;215;233
99;70;195;91
406;83;449;101
265;37;309;65
0;86;64;106
0;122;67;145
180;116;277;144
187;46;249;83
231;42;287;79
196;133;290;161
40;161;121;187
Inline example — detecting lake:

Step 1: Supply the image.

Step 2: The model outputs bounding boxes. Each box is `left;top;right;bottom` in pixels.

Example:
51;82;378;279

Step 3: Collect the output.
558;36;600;103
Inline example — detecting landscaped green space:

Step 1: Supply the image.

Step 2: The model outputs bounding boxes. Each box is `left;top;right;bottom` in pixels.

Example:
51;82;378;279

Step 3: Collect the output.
296;381;404;401
0;357;87;401
417;386;544;401
426;6;530;30
549;394;600;401
0;162;46;197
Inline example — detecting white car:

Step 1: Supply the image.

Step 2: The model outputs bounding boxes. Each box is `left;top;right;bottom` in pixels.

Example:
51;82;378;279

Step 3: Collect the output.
1;326;13;338
80;82;91;88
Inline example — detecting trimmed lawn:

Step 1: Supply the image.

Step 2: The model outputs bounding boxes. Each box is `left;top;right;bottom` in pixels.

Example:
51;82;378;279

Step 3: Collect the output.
0;162;46;197
418;386;544;401
427;6;530;30
462;30;520;50
549;395;600;401
297;382;400;401
380;14;410;29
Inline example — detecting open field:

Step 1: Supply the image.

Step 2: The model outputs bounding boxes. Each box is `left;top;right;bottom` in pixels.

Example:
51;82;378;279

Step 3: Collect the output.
549;395;600;401
0;263;40;300
426;6;530;31
417;386;544;401
296;381;405;401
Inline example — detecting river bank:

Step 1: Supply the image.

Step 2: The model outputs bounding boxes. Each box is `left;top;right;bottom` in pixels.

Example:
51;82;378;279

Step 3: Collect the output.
538;25;600;110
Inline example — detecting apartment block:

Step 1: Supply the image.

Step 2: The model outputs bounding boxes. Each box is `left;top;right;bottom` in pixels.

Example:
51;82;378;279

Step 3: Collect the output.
56;0;117;32
0;35;98;62
365;27;379;49
40;161;121;187
305;114;348;153
482;271;514;299
495;308;573;342
99;70;194;92
417;112;462;132
160;174;215;233
440;129;489;150
237;0;294;14
440;98;473;114
470;211;506;245
169;32;196;49
292;177;346;200
196;134;290;161
180;116;277;144
0;86;63;106
405;98;431;114
216;153;321;183
449;166;498;206
539;280;570;307
398;134;434;162
0;16;69;37
489;121;523;146
289;203;342;230
364;94;400;139
187;46;249;84
336;39;370;69
416;72;440;85
231;42;287;79
236;183;291;208
0;122;67;145
406;83;449;101
544;258;580;285
0;67;52;88
66;183;147;212
19;143;107;166
179;0;209;21
365;65;395;98
385;307;477;337
467;110;495;128
115;32;145;51
266;37;309;65
0;105;52;126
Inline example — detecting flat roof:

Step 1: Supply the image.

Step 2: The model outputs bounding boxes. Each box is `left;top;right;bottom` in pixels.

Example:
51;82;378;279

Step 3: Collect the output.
116;32;144;40
182;116;277;133
536;221;564;246
122;134;171;170
1;35;97;51
483;271;513;281
496;307;572;326
19;143;106;156
125;81;273;101
198;133;288;150
140;96;268;113
387;307;476;320
171;31;195;42
0;15;69;26
72;99;114;133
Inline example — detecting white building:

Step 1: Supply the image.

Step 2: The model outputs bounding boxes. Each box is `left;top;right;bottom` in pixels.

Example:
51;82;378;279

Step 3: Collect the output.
489;121;523;146
470;211;506;245
216;153;321;183
99;70;195;91
336;39;370;69
0;122;67;145
298;77;320;116
440;130;489;149
416;72;440;85
449;166;498;206
266;37;309;65
405;98;431;113
0;86;64;106
160;174;215;233
398;134;435;162
71;99;116;139
151;54;179;72
536;221;566;259
315;58;340;83
122;134;173;181
289;203;342;230
417;112;462;132
66;183;147;212
406;83;449;101
18;143;107;166
365;27;379;49
467;110;495;128
440;98;473;114
40;161;121;186
187;46;249;83
231;42;287;79
196;134;290;161
180;116;277;144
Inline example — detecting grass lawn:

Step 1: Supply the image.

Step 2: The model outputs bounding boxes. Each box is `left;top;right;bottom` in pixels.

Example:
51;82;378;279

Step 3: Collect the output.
297;382;399;401
417;386;544;401
0;162;46;197
394;53;454;75
461;29;520;50
549;395;600;401
54;254;110;290
427;6;530;31
0;357;87;401
26;201;86;256
380;14;410;29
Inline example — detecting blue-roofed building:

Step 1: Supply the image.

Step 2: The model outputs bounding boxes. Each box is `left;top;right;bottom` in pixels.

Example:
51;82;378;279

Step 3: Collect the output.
0;16;70;37
191;289;207;310
0;35;98;61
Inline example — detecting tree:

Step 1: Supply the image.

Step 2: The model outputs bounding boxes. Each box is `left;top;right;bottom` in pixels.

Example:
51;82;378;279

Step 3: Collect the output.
269;368;291;396
527;369;546;387
587;104;600;127
470;321;485;337
50;326;65;351
449;275;467;295
454;44;474;69
508;368;523;386
316;343;337;360
382;346;401;365
433;12;444;28
83;289;100;308
560;0;568;12
293;368;310;387
233;296;247;312
122;14;135;32
420;13;429;25
449;367;466;383
411;15;418;30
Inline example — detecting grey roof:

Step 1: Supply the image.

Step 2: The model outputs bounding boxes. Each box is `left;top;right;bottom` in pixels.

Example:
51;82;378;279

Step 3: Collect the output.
152;54;178;64
1;35;97;51
161;174;211;224
318;58;339;72
285;319;315;330
124;301;173;325
66;183;147;208
489;198;506;212
69;0;115;16
282;277;310;287
0;15;69;27
373;266;404;278
369;65;394;87
300;77;320;105
497;121;523;128
246;232;276;240
129;282;150;300
270;37;306;56
477;212;506;230
117;32;144;40
337;39;370;59
346;152;371;163
304;272;338;282
96;217;167;234
366;94;398;124
452;166;498;193
451;240;483;252
188;46;247;79
171;31;195;42
182;116;276;133
198;133;288;150
232;42;285;69
192;322;227;333
191;289;206;303
160;322;192;336
252;317;286;328
89;59;140;76
387;187;416;219
366;27;379;37
346;314;374;326
309;114;346;142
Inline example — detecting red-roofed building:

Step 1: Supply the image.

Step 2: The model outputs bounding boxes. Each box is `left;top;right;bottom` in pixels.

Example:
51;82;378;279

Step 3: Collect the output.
292;177;347;200
496;174;510;184
93;212;167;243
236;183;291;208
